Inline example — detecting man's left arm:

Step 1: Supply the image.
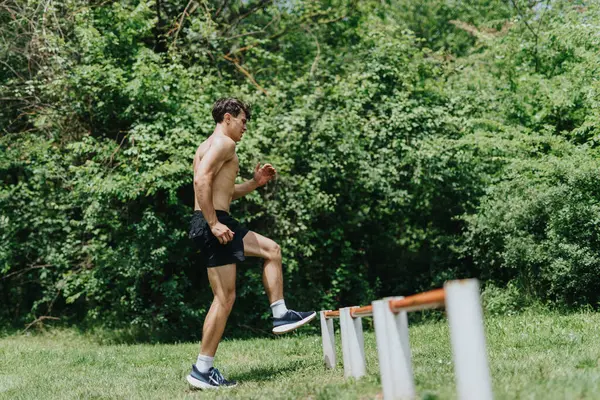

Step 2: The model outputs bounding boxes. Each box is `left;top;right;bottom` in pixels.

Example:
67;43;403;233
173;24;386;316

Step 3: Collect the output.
232;163;276;200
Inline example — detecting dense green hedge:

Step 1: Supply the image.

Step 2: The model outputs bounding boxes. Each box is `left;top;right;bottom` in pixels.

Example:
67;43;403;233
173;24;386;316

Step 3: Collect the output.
1;0;599;339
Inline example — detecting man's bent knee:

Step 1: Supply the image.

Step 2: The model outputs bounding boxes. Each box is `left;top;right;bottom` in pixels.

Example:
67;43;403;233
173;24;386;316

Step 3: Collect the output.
267;242;282;262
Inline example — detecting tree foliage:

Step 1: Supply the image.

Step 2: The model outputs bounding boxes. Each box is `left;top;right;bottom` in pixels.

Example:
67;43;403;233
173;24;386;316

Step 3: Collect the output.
1;0;599;338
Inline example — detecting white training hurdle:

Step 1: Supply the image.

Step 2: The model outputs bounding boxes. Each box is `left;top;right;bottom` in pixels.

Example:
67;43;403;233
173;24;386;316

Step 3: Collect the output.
320;279;492;400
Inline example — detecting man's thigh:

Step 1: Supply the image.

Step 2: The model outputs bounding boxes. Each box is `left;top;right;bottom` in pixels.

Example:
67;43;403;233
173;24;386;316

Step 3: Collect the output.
243;231;278;259
207;264;236;300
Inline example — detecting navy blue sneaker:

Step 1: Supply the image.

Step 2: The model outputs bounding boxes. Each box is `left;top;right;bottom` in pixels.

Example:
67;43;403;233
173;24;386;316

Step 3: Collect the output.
272;310;317;334
186;365;237;390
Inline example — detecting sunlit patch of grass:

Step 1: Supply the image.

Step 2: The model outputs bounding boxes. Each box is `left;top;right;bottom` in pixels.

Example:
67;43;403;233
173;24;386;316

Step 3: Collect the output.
3;311;600;399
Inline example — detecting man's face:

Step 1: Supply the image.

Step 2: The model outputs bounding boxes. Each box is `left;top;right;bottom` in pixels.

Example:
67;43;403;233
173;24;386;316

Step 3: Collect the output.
226;111;247;142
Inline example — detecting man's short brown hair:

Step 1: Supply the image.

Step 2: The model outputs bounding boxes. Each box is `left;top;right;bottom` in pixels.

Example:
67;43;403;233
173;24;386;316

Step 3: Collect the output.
212;98;251;123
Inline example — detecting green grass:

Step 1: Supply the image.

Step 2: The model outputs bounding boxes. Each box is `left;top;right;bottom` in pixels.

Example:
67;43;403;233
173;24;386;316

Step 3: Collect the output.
2;311;600;399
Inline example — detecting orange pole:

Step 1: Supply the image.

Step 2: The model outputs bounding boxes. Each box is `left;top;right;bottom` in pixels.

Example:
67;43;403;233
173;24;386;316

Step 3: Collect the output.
322;288;446;319
350;305;373;318
389;288;445;313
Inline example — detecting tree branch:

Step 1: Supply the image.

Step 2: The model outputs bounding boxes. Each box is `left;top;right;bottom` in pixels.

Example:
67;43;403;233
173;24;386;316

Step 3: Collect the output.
222;54;268;95
509;0;539;71
303;24;320;77
226;0;272;31
213;0;229;19
2;264;53;280
172;0;199;47
21;315;60;334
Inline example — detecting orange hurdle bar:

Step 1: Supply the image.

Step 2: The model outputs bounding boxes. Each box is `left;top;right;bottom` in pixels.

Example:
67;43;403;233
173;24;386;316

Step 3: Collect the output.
351;305;373;318
323;288;446;319
389;288;445;313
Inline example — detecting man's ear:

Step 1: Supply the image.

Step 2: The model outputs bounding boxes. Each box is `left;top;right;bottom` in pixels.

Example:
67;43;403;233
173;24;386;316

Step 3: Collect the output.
223;113;231;124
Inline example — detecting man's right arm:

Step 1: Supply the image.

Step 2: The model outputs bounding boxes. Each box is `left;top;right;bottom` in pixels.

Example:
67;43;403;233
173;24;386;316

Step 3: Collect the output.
194;137;236;244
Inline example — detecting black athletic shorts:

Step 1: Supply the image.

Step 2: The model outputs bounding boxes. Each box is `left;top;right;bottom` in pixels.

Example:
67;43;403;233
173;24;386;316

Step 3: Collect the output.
189;210;250;267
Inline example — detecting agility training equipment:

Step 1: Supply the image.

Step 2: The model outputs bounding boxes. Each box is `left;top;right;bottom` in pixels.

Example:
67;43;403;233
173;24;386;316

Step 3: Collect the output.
320;279;492;400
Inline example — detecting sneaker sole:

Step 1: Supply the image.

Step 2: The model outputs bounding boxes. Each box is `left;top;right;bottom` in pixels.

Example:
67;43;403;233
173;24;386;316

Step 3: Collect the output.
272;312;317;334
186;374;237;390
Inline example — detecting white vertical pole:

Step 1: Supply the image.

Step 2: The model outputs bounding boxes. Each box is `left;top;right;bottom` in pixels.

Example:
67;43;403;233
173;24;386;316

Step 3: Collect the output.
340;307;352;378
320;311;336;369
445;279;493;400
373;298;415;400
340;307;366;379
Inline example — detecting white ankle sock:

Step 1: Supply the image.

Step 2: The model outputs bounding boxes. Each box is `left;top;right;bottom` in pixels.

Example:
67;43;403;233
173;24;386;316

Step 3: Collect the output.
270;299;288;318
196;354;214;373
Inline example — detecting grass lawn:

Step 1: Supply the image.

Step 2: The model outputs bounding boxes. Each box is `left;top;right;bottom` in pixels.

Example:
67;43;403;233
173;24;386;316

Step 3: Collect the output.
2;311;600;399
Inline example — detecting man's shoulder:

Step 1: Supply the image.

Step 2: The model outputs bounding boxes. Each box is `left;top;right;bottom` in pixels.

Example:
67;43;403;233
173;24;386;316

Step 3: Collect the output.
205;135;235;159
211;135;236;151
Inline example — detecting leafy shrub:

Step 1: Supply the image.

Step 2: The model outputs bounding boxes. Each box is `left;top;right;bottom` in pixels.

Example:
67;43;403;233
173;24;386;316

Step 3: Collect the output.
481;281;531;316
467;145;600;306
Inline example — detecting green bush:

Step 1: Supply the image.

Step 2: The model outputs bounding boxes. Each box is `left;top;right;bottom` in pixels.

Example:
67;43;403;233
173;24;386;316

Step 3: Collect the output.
467;145;600;306
3;0;487;336
481;281;531;316
2;0;600;339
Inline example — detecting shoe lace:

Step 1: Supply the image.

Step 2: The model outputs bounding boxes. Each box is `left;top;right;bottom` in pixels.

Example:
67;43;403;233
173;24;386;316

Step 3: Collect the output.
290;310;303;320
210;368;226;385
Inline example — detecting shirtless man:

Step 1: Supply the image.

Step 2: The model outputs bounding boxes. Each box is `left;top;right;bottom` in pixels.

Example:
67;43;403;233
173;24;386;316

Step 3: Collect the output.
186;98;316;390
